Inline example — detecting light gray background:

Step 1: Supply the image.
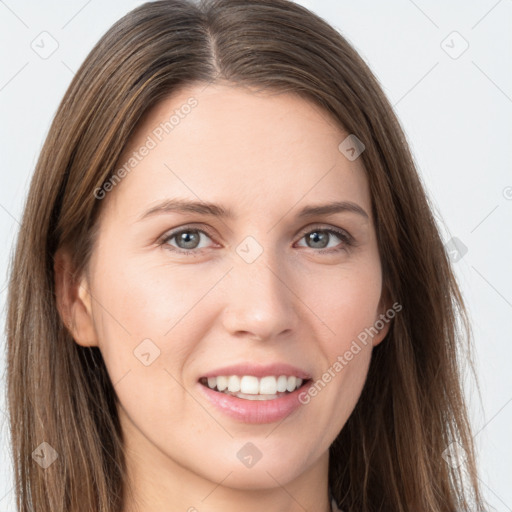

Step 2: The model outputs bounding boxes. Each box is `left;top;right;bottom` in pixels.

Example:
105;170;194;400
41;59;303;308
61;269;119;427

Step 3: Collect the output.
1;0;511;510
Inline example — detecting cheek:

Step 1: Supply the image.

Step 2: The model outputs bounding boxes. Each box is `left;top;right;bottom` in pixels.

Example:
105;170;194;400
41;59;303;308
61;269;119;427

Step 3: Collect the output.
91;248;212;337
308;257;383;348
88;250;222;393
298;257;381;416
87;257;200;430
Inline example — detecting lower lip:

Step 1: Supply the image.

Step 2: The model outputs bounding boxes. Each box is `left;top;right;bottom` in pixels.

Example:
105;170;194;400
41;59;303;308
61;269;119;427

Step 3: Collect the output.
197;381;311;424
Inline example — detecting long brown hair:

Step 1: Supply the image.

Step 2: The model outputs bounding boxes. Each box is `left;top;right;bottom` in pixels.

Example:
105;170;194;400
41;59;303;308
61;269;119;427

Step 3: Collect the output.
5;0;486;510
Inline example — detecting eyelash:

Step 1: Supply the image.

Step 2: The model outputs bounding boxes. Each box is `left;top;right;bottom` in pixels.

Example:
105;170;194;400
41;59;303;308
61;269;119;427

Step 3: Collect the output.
158;224;354;258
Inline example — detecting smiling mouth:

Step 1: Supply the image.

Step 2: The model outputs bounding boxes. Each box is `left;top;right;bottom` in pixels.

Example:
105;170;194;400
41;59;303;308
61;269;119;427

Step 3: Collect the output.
198;376;312;401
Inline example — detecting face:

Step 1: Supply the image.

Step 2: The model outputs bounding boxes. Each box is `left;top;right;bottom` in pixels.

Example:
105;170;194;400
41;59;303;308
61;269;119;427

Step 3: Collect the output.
59;82;390;507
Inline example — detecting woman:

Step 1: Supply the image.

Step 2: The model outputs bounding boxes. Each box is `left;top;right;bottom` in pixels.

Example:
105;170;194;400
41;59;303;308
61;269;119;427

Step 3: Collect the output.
5;0;486;510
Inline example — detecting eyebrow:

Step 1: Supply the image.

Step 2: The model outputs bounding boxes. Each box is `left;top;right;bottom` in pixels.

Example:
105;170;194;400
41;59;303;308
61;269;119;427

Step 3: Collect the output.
138;198;369;221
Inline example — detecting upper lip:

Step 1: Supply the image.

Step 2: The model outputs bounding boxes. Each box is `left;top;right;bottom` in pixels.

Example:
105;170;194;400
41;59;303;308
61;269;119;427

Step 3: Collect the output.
199;362;312;380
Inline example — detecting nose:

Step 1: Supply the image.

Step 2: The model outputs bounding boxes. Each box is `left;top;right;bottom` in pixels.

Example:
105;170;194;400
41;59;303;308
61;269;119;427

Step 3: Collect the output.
221;250;299;342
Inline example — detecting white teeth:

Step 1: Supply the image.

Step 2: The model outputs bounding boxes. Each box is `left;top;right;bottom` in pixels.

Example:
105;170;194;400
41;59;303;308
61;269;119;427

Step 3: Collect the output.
259;376;277;394
286;376;297;392
202;375;305;395
276;375;288;392
227;375;241;392
235;392;279;401
240;376;259;394
216;376;228;391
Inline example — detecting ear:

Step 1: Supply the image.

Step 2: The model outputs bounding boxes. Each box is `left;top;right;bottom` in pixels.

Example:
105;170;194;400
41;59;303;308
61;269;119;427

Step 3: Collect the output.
372;286;393;347
54;249;99;347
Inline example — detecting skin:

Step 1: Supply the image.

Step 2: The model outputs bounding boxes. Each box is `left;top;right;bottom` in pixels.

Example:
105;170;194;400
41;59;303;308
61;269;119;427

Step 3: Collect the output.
55;82;390;512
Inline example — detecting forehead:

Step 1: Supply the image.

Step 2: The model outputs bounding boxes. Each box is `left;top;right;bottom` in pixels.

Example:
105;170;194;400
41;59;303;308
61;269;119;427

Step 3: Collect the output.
105;82;370;222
